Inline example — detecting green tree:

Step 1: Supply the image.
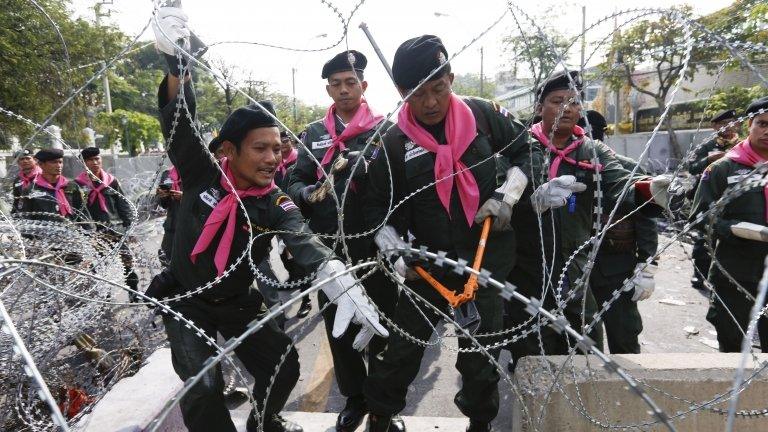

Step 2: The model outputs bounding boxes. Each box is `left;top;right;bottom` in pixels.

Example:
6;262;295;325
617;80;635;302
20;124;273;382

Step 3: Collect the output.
95;109;162;155
452;73;496;100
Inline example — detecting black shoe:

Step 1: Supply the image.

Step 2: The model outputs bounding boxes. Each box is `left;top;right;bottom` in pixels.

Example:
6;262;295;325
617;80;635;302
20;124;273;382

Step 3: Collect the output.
389;414;406;432
367;413;392;432
297;297;312;318
466;419;491;432
337;396;368;431
247;413;303;432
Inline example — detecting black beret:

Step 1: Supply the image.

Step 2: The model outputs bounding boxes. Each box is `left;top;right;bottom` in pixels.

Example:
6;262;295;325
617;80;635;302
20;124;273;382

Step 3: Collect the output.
14;148;33;159
710;109;737;123
81;146;100;160
577;110;608;141
218;100;279;145
321;50;367;79
746;96;768;117
392;35;450;91
208;136;222;153
35;148;64;162
537;70;582;102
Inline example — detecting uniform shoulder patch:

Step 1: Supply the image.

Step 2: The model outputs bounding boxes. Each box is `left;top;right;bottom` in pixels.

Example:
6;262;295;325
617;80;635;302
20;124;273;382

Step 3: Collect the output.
275;195;298;212
701;165;712;181
492;101;511;118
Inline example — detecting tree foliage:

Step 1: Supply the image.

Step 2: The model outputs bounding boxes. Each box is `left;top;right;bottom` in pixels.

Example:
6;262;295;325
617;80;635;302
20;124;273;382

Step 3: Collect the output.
95;109;162;155
452;73;497;100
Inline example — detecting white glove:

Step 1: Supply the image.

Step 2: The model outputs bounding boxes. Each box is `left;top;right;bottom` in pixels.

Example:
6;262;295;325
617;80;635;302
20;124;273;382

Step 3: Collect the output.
731;222;768;242
531;175;587;214
649;174;672;211
316;260;388;350
375;226;420;280
152;7;190;56
629;263;657;301
475;166;528;231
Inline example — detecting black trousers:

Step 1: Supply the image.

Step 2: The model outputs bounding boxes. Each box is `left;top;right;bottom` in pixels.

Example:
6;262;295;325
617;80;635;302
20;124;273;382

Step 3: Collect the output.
591;271;643;354
711;272;768;353
691;236;712;289
163;292;299;432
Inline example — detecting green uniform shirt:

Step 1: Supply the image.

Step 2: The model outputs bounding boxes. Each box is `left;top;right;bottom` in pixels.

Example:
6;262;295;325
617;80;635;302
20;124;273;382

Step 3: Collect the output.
687;136;740;176
364;97;542;281
158;76;333;301
18;179;88;222
690;155;768;283
74;175;133;229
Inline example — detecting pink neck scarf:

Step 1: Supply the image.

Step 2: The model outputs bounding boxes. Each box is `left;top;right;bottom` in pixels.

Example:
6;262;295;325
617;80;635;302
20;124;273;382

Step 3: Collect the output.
726;139;768;222
34;175;72;216
530;122;604;180
278;148;298;177
168;166;181;192
19;166;42;188
190;158;276;276
318;99;384;179
398;94;479;226
75;169;115;212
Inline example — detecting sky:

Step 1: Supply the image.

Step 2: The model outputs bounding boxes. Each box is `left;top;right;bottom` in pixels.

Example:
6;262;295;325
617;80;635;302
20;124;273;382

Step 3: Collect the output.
70;0;733;114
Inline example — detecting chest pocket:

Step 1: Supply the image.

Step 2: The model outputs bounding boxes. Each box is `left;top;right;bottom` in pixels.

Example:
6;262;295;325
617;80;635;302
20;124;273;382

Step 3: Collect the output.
727;182;766;222
404;148;436;194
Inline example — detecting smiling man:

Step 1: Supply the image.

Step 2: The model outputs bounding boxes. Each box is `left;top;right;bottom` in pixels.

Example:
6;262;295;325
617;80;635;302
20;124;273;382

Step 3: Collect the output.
151;7;387;432
690;96;768;353
286;50;402;432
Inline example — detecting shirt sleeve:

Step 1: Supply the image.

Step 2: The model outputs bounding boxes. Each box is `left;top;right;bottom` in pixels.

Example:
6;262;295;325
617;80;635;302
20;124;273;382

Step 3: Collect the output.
363;135;409;235
689;161;739;239
111;178;133;228
157;75;215;189
271;193;335;274
688;140;715;175
286;130;316;215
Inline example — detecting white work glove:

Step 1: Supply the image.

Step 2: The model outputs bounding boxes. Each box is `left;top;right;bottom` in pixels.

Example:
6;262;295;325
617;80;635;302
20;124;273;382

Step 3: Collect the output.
315;260;388;351
531;175;587;214
628;263;657;301
649;174;672;211
474;166;528;231
374;226;420;280
731;222;768;242
152;7;190;56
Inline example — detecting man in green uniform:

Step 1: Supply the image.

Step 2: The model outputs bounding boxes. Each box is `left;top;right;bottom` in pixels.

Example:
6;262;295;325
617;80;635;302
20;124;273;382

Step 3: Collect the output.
18;148;88;222
75;146;139;298
506;71;668;363
687;109;741;292
286;50;402;432
690;96;768;352
150;7;387;432
361;35;588;432
590;153;658;354
10;148;41;213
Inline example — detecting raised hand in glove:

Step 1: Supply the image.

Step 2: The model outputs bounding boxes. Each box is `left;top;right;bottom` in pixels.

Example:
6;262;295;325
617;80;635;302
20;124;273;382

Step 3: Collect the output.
475;166;528;231
374;225;420;280
315;260;389;351
531;175;587;214
628;263;657;302
152;6;190;76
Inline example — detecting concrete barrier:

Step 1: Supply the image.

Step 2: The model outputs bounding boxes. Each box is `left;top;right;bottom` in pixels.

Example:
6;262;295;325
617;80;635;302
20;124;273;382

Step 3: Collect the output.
513;353;768;432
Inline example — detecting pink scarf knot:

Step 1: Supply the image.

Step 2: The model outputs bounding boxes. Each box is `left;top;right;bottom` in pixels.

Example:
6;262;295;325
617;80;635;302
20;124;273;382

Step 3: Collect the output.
189;158;276;276
34;175;72;216
397;94;479;226
726;139;768;222
278;148;298;177
530;121;604;180
317;99;384;180
168;166;182;192
19;166;42;189
75;170;115;212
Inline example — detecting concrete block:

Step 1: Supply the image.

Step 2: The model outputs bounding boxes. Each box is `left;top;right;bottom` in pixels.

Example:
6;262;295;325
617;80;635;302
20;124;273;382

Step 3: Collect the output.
513;353;768;432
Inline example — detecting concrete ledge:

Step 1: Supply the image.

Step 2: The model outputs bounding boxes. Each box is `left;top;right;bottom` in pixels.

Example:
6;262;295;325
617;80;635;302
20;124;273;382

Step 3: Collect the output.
513;353;768;432
73;348;185;432
231;411;469;432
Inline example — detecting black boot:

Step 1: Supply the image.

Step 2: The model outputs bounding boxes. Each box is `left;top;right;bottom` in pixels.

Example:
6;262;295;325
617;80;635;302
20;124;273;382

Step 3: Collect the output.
466;419;491;432
247;412;303;432
389;414;406;432
297;296;312;318
337;395;368;431
367;413;392;432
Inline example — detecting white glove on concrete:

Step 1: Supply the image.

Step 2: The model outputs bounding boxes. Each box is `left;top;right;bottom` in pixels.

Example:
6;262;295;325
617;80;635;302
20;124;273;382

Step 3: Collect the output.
475;166;528;231
630;263;657;302
531;175;587;214
316;260;388;350
152;7;190;55
731;222;768;242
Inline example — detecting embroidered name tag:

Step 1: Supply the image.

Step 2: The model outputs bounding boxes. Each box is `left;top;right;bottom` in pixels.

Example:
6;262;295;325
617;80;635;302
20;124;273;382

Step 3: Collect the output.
405;146;429;162
312;139;333;150
199;191;219;208
29;191;48;199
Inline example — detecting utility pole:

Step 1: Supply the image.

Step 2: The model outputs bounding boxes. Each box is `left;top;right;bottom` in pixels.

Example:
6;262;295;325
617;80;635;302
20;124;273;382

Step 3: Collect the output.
580;6;586;73
94;2;112;115
291;67;297;125
479;47;484;97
